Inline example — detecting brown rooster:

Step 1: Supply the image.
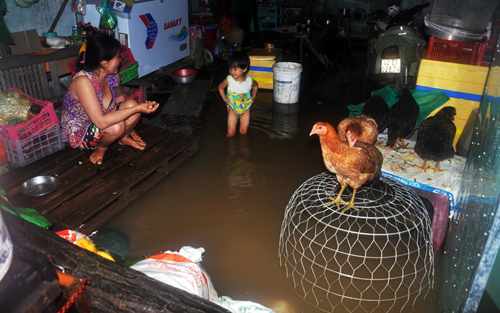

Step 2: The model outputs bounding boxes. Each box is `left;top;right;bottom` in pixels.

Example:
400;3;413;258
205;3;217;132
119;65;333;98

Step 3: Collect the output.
337;114;379;147
310;122;383;212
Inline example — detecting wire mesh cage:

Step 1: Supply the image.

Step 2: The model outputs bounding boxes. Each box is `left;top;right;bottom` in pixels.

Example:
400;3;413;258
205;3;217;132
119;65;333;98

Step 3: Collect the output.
279;173;434;313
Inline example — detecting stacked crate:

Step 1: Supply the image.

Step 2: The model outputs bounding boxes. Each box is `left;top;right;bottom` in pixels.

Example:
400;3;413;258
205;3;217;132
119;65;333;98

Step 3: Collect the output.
0;88;64;167
416;57;489;147
247;48;283;89
68;46;138;84
426;36;493;66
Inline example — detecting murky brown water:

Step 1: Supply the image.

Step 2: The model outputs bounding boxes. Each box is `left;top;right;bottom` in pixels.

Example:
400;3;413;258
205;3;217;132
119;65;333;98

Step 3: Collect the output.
101;89;443;313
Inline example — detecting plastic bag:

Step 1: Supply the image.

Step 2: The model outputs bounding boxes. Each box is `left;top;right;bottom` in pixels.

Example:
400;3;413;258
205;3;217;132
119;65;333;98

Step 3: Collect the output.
130;246;276;312
130;246;218;301
0;91;33;126
56;229;115;261
14;0;39;8
0;188;51;229
189;25;206;40
72;0;86;14
216;296;276;313
98;0;117;30
108;0;134;19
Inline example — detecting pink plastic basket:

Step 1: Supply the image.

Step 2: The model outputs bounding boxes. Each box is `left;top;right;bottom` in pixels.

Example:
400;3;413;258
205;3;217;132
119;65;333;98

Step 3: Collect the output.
0;87;59;141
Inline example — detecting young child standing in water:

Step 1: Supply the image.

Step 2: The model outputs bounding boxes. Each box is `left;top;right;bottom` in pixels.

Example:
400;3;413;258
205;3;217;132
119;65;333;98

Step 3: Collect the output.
218;51;259;137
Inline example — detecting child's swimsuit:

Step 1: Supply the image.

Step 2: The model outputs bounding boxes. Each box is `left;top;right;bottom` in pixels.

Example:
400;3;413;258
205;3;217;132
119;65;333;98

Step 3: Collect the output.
226;75;253;117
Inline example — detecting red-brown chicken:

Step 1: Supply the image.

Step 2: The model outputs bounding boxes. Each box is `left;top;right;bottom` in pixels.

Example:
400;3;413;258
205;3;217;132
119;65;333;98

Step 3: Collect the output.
310;122;383;212
337;115;379;147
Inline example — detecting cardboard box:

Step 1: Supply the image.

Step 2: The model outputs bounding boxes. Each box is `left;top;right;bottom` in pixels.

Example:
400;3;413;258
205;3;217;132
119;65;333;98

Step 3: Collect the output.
10;29;44;56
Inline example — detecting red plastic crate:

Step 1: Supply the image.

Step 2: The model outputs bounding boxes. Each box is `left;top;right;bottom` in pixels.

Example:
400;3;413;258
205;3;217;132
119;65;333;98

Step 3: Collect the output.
426;36;480;64
119;46;136;71
0;88;59;141
125;89;143;103
477;43;494;66
69;45;136;76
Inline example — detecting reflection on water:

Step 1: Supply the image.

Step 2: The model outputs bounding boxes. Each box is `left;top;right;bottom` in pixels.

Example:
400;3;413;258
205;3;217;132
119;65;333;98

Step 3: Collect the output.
268;102;300;140
101;90;442;313
226;135;253;198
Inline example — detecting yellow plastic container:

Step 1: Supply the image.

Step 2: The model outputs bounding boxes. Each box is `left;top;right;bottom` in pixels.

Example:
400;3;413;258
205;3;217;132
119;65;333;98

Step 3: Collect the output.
416;57;489;147
248;48;283;89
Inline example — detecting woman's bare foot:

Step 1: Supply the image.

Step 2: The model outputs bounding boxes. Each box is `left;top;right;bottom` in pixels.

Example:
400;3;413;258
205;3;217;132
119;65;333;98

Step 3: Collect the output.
130;129;142;142
118;135;146;150
90;146;108;165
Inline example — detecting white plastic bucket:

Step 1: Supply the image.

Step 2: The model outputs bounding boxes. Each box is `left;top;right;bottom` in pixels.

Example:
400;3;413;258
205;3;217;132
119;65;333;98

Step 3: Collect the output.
0;211;13;282
272;62;303;104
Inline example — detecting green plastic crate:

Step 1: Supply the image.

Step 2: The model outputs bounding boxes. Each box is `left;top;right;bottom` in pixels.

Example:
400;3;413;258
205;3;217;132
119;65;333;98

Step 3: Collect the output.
120;62;138;84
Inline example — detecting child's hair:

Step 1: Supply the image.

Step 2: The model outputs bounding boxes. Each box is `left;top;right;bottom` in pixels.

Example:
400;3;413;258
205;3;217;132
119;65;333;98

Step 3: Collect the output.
77;32;121;72
227;51;250;74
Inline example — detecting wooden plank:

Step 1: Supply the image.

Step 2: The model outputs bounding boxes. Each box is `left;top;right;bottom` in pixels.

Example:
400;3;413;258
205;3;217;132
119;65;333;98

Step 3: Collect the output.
1;125;199;234
4;213;231;313
78;137;199;234
38;128;169;213
182;79;211;118
4;125;169;211
39;63;52;100
55;133;197;228
0;46;80;71
165;83;192;116
0;147;82;191
48;61;62;98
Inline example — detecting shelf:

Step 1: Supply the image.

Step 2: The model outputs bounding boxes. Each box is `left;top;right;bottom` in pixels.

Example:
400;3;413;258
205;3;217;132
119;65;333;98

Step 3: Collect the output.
253;5;282;31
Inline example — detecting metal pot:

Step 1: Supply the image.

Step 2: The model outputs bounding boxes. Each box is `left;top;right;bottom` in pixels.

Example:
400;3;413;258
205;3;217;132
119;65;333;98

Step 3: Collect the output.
170;68;198;84
20;176;59;197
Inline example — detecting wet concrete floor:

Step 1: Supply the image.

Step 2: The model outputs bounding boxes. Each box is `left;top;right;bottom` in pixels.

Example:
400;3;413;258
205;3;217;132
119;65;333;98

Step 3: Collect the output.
100;66;443;312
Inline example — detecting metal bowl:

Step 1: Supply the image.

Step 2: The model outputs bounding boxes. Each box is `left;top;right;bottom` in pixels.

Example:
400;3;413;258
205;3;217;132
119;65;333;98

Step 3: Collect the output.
170;68;197;84
20;176;59;197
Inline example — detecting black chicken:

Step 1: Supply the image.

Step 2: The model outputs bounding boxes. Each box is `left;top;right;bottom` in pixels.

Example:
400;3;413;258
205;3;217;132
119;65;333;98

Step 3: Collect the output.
361;95;390;134
386;88;420;150
414;106;456;172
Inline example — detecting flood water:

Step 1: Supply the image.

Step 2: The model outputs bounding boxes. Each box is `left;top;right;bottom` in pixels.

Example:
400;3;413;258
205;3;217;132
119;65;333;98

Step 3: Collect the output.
100;83;443;312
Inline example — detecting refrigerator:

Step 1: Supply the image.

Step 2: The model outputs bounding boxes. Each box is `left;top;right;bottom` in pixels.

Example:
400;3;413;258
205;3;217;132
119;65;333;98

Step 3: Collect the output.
85;0;190;78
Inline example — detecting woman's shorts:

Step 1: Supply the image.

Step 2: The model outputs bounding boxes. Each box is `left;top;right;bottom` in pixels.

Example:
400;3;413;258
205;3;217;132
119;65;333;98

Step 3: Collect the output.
77;101;122;151
78;124;103;151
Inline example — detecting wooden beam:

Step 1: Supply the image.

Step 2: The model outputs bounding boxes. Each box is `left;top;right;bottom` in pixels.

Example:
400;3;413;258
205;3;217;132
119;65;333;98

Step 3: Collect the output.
4;213;231;313
0;46;80;70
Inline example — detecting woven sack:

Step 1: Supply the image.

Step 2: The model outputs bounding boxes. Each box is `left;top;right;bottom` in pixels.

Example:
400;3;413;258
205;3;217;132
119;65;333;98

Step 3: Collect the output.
218;26;244;45
188;38;205;69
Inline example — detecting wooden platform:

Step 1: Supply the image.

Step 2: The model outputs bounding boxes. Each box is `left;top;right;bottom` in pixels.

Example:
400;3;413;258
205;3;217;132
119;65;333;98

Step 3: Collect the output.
146;78;213;135
0;124;198;234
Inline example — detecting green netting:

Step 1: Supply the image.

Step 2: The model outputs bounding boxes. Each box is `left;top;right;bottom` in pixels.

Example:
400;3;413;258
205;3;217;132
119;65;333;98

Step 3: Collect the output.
347;85;450;126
